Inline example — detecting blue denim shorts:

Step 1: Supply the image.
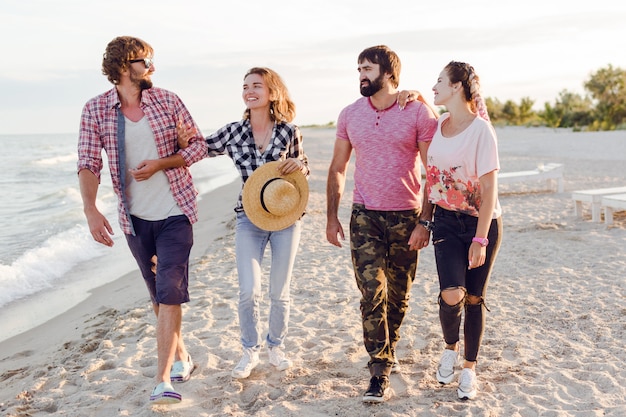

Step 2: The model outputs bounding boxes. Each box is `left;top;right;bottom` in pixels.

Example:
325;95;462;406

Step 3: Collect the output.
432;206;502;297
125;215;193;305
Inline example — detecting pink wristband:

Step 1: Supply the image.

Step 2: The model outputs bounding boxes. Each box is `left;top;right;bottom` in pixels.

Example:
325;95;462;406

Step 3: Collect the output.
472;237;489;247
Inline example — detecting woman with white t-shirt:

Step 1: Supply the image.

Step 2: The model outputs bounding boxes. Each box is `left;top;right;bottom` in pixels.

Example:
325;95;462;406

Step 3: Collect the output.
408;61;503;401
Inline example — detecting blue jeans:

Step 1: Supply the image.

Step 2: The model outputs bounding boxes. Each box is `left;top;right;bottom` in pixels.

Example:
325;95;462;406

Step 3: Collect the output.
235;211;302;349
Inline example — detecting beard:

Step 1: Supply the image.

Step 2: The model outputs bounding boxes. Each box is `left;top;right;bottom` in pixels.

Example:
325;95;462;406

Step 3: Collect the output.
130;68;153;90
360;73;385;97
138;78;153;90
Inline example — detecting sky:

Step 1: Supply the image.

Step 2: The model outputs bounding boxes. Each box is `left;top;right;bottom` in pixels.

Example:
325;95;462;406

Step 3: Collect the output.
1;0;626;135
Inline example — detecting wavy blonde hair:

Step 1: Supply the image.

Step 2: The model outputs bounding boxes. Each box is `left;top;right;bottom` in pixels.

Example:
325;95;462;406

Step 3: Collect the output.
243;67;296;123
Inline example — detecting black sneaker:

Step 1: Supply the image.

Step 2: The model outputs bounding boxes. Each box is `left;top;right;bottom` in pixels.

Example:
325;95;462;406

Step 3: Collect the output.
362;375;390;403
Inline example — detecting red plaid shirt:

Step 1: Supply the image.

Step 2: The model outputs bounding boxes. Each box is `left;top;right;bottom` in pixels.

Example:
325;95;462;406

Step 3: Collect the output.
78;87;207;234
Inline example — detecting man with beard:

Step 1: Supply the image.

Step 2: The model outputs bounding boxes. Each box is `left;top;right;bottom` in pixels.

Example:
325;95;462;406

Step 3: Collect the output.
77;36;207;405
326;45;438;403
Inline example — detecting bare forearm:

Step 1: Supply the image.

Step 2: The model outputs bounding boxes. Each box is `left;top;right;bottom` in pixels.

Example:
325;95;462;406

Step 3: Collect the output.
326;171;345;220
159;154;187;169
420;192;434;221
78;169;100;212
476;175;497;237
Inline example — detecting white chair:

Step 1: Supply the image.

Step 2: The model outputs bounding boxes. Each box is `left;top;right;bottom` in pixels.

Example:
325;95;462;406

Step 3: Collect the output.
601;193;626;225
571;186;626;222
498;163;564;193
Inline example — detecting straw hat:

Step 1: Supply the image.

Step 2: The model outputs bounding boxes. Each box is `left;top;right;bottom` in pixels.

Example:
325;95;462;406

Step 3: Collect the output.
242;161;309;231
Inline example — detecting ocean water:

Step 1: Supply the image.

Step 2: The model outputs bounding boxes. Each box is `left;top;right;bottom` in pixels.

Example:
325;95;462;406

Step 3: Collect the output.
0;132;238;338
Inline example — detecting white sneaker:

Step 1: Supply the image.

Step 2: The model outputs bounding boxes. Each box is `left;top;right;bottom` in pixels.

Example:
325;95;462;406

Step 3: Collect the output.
457;368;478;400
436;349;460;384
267;346;292;371
232;348;260;379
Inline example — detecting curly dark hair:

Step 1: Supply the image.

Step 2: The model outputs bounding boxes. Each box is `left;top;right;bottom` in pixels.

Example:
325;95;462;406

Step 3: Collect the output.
101;36;153;84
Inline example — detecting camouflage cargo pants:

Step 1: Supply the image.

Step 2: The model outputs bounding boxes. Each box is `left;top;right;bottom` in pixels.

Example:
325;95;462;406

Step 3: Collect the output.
350;204;419;377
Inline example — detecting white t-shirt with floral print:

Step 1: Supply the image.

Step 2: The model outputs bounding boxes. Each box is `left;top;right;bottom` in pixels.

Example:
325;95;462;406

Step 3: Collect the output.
426;113;501;218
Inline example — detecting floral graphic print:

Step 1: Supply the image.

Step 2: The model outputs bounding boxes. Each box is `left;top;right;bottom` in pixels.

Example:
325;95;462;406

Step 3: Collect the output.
426;163;482;217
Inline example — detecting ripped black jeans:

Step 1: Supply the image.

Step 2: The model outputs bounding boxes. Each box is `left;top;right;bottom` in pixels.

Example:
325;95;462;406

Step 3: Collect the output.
432;206;502;362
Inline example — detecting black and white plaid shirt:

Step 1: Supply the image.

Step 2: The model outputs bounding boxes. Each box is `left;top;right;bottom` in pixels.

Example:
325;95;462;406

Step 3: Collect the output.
206;119;309;211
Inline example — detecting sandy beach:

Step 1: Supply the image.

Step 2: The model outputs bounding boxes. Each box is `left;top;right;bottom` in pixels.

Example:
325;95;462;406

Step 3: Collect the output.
1;126;626;417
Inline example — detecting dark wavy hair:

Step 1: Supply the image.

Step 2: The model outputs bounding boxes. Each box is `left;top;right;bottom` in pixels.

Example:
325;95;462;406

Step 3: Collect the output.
357;45;401;88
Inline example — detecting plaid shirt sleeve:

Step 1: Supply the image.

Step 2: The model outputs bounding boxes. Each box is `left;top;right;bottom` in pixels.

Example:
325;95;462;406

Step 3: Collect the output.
285;124;309;177
78;89;130;232
77;101;105;182
78;89;120;182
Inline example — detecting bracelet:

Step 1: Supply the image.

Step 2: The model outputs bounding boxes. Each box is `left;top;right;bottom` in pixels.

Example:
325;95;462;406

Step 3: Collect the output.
472;237;489;247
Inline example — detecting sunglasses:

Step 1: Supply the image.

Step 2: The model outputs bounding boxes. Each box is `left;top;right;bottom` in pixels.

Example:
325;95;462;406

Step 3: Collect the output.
129;57;153;69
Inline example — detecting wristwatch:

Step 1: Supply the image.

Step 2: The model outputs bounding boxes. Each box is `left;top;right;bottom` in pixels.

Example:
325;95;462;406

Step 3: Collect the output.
472;237;489;247
418;219;433;232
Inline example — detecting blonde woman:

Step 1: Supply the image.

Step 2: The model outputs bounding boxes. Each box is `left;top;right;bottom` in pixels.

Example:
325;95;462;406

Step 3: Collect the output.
178;67;309;379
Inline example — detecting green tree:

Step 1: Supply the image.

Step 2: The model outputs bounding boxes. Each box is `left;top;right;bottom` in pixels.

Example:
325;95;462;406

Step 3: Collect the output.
540;90;593;128
502;100;520;124
541;101;562;128
485;97;504;124
518;97;536;124
561;91;593;128
584;64;626;130
477;65;626;130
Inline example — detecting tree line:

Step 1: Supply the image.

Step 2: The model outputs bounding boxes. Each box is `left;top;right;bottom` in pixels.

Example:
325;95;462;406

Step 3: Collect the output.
485;64;626;131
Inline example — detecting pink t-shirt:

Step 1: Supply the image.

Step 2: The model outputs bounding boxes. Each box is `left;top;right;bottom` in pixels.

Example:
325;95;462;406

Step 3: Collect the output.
336;97;438;211
425;113;502;218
